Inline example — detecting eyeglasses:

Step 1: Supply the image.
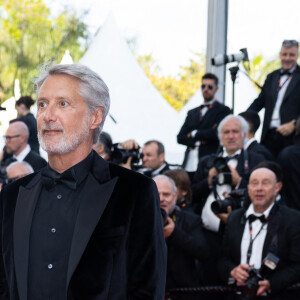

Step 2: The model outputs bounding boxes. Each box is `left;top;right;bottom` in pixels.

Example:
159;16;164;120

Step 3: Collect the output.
201;84;214;90
3;135;20;141
282;40;298;47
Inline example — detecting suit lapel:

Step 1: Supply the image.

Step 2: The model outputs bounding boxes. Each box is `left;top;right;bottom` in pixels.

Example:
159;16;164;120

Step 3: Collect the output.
13;176;42;300
270;71;280;107
282;69;300;102
66;172;118;289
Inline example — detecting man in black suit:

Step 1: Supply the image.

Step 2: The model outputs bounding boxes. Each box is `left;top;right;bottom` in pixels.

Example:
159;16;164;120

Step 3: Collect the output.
0;64;166;299
2;121;46;171
239;111;273;161
192;115;264;231
218;167;300;299
247;40;300;158
153;175;209;294
177;73;231;179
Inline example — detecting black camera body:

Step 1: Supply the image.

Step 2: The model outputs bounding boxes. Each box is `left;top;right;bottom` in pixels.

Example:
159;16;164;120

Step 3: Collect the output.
243;253;280;297
211;188;247;214
110;145;141;165
213;157;232;185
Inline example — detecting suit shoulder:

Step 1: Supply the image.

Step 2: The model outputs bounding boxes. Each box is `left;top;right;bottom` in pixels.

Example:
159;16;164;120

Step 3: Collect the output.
279;205;300;222
187;106;201;114
108;162;154;186
227;208;245;225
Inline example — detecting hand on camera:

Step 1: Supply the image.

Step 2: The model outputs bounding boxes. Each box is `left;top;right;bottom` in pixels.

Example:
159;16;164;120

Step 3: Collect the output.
163;217;175;238
120;139;140;150
216;205;232;223
208;167;218;186
257;280;271;296
230;264;250;285
228;165;242;187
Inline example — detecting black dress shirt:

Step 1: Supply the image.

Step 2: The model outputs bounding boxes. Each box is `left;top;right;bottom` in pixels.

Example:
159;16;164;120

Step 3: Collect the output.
28;151;94;300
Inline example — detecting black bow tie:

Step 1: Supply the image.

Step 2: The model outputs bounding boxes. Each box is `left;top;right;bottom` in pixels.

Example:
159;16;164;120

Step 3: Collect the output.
248;214;267;223
280;70;292;76
225;154;240;162
200;104;210;110
41;167;77;190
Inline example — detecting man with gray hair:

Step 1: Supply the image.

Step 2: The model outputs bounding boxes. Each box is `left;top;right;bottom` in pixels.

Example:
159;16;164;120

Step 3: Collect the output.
0;64;166;300
153;175;209;294
2;121;46;171
247;39;300;158
192;115;265;232
6;161;34;181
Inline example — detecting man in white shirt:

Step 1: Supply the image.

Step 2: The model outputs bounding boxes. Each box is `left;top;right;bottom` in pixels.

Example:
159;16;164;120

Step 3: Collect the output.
219;167;300;299
247;40;300;158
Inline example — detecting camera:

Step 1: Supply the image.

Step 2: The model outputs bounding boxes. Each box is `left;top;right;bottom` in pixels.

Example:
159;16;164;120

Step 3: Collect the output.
211;48;249;66
213;157;232;185
110;144;141;165
243;253;280;297
211;188;247;214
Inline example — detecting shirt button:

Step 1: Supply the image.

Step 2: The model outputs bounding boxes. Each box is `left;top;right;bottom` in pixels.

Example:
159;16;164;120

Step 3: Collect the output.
57;194;62;199
51;228;56;233
48;264;53;269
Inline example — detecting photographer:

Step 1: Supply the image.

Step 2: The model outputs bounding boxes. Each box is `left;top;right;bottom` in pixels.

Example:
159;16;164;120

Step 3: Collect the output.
153;175;209;295
218;167;300;299
118;139;170;177
192;115;264;232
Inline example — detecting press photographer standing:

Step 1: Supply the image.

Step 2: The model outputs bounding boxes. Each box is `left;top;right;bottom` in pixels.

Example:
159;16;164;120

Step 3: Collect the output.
218;167;300;299
247;40;300;158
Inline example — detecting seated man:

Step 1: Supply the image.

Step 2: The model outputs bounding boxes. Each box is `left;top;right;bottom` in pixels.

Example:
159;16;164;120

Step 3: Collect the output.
218;167;300;299
2;121;47;171
192;115;264;233
153;175;209;292
239;111;274;161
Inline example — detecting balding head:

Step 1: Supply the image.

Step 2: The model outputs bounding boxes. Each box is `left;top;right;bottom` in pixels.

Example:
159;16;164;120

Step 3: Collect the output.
6;161;34;180
5;121;29;155
248;168;282;213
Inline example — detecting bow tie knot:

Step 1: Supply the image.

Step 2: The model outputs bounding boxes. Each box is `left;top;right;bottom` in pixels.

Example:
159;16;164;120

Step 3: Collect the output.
248;214;267;223
280;70;292;76
41;167;77;190
225;154;240;162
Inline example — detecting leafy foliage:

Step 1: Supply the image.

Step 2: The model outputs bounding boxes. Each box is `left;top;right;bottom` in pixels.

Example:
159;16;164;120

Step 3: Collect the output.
0;0;88;102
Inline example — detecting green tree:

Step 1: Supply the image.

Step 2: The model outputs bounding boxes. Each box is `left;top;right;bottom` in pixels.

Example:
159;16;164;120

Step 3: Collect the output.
0;0;88;102
137;53;205;111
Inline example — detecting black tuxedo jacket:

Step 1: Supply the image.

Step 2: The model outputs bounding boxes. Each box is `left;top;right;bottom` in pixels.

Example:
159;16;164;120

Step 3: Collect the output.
166;208;209;289
247;140;274;161
177;102;231;166
248;65;300;142
218;204;300;297
23;150;47;171
0;153;166;300
191;149;264;212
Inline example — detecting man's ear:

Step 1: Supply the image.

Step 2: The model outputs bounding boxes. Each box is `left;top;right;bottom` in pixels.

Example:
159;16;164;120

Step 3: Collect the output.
90;106;103;130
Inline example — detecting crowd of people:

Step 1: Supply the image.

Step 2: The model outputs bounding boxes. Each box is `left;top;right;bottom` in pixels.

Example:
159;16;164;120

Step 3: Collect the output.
0;39;299;299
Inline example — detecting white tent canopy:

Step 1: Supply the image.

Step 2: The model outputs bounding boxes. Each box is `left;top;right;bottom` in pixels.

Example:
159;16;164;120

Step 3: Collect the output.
80;13;185;164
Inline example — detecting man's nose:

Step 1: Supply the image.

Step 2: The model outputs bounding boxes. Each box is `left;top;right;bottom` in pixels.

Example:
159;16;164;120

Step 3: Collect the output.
42;104;57;122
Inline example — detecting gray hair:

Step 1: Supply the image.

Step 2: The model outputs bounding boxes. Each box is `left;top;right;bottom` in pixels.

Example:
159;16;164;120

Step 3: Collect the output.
217;114;249;142
6;161;34;174
153;174;177;193
34;63;110;143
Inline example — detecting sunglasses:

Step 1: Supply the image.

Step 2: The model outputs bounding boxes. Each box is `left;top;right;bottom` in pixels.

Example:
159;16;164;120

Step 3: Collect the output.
282;40;298;47
201;84;214;90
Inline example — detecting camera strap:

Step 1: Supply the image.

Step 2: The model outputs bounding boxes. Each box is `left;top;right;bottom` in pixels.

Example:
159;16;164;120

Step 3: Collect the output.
246;218;268;264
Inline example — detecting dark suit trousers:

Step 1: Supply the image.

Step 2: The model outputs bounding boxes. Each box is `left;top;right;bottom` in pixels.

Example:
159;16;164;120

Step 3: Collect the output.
262;129;294;158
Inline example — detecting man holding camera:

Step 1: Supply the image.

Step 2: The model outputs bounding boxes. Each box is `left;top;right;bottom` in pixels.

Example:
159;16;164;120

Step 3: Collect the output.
177;73;231;179
154;175;209;295
192;115;264;232
247;40;300;158
218;167;300;299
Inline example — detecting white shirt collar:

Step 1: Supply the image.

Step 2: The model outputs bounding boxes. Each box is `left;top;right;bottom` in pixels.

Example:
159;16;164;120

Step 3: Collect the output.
14;144;31;162
244;137;256;149
246;202;275;218
152;163;167;176
223;149;242;158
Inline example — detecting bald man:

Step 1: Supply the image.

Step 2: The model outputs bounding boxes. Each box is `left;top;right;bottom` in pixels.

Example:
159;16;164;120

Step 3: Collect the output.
3;121;46;171
219;167;300;299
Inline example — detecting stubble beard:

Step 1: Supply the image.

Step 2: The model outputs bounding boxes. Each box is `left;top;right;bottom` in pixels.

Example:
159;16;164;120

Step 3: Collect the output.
38;115;90;155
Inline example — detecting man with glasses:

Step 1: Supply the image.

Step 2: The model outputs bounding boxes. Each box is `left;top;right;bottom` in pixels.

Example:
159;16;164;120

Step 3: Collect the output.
177;73;231;180
1;121;46;171
247;40;300;158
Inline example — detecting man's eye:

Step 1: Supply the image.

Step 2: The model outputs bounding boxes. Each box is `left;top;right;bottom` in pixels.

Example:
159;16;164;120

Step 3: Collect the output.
60;101;68;106
38;102;46;108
